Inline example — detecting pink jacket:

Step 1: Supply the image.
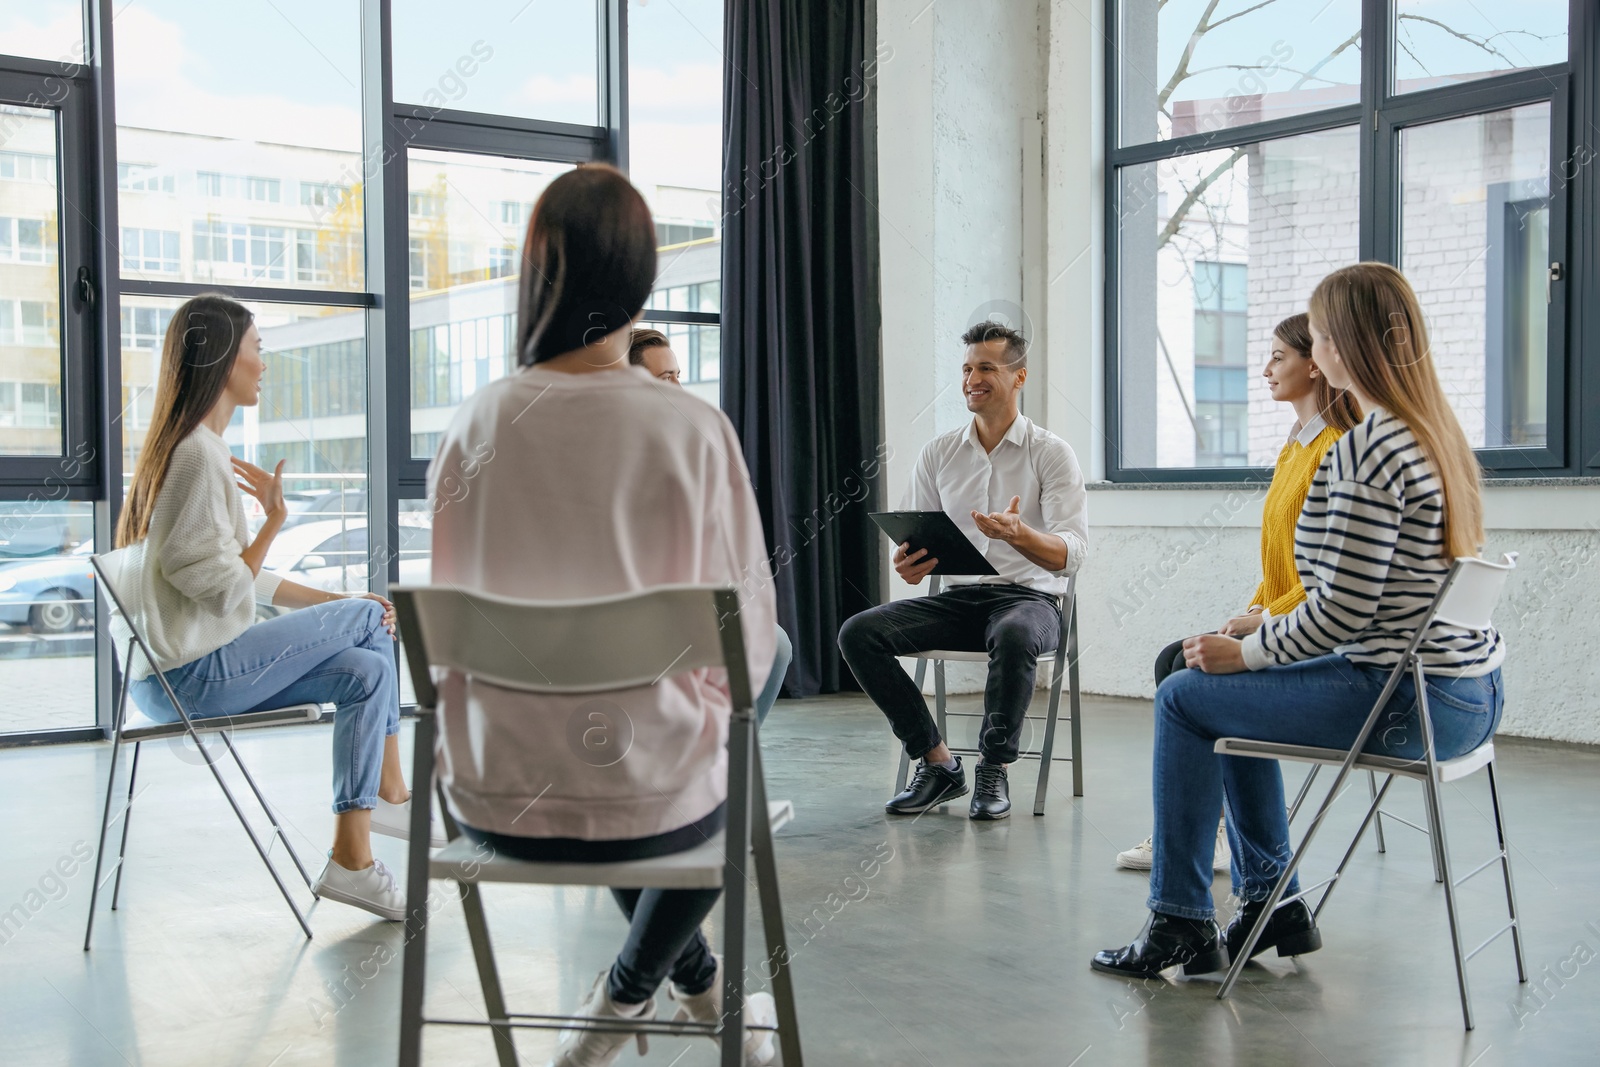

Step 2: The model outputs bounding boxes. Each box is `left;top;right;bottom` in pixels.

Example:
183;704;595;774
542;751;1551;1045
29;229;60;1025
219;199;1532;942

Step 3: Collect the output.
427;363;778;841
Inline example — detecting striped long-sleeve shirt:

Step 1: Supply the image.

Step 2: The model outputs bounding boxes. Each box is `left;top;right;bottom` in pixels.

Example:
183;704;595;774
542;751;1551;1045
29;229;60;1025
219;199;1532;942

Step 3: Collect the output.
1241;409;1504;677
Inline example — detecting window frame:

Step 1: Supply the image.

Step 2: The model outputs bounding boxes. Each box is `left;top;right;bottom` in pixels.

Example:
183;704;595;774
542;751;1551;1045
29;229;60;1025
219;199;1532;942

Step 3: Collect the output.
0;0;711;745
1104;0;1591;483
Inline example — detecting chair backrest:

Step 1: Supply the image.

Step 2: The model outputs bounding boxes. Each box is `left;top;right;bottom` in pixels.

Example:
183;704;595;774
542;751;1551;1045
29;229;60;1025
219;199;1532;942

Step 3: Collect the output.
1432;552;1518;630
391;583;749;705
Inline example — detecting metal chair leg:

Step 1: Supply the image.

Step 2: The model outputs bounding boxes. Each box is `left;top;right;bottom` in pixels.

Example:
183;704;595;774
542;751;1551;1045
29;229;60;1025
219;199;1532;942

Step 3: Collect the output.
110;741;142;910
219;727;315;889
399;713;438;1067
1485;761;1527;983
1287;764;1320;823
934;661;952;807
1412;663;1474;1030
896;660;928;794
1312;772;1395;923
1368;771;1387;854
1032;655;1064;816
458;881;517;1067
721;714;754;1067
83;679;129;951
1424;771;1475;1029
751;745;804;1066
1066;604;1083;797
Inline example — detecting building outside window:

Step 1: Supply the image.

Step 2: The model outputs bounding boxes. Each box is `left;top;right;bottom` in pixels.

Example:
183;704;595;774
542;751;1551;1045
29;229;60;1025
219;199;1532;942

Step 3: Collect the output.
120;227;180;274
1108;1;1572;477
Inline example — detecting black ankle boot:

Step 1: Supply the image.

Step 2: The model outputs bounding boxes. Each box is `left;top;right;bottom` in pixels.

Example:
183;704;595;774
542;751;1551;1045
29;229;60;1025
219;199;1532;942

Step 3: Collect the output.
1223;898;1323;962
1091;912;1229;979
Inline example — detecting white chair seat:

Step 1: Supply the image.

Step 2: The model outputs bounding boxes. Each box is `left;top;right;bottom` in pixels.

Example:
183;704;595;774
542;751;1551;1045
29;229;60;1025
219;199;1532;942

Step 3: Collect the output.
433;800;795;890
902;649;1054;664
1214;737;1496;784
120;703;325;742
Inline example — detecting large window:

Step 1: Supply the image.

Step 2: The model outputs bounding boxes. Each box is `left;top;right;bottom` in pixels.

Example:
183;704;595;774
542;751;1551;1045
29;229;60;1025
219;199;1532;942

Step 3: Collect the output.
0;0;693;743
1108;1;1578;478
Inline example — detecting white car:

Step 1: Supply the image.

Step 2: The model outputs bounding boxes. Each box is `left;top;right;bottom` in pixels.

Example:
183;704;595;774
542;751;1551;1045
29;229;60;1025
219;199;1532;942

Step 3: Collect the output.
263;519;431;595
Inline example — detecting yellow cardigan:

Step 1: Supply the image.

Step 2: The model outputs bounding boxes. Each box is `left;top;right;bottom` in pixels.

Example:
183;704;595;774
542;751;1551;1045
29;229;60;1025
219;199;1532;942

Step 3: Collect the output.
1248;422;1347;617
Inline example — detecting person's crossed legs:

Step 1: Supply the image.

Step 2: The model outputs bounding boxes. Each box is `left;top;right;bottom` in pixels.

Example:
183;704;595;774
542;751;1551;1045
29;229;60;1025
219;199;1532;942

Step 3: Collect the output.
839;583;1060;820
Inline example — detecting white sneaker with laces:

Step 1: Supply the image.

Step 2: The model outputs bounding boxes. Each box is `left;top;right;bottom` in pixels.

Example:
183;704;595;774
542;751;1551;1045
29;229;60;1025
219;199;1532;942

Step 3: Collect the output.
550;970;654;1067
668;955;778;1066
1116;821;1231;873
312;855;406;921
370;796;447;849
1115;836;1153;871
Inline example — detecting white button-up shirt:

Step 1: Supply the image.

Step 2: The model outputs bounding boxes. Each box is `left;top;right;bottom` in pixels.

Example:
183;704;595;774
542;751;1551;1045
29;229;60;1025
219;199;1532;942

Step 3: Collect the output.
900;414;1088;594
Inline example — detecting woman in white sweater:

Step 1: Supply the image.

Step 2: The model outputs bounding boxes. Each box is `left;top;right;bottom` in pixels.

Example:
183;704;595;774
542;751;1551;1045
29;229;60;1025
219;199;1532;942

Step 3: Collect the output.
430;166;779;1067
115;294;433;923
1092;263;1505;981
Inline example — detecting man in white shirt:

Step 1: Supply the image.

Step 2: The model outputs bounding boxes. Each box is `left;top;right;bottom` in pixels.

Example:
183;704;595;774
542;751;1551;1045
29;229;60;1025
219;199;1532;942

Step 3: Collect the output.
839;322;1088;819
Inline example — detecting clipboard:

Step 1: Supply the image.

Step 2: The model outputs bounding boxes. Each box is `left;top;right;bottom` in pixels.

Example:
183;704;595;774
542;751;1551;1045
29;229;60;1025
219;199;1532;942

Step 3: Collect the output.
869;511;999;576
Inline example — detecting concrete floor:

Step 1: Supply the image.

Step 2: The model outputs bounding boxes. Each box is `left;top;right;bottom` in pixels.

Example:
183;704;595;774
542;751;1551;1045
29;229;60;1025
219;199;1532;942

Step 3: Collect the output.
2;691;1597;1066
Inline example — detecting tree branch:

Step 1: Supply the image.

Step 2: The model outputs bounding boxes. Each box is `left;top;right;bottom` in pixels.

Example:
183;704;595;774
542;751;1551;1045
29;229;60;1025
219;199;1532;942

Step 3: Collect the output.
1207;0;1282;33
1155;145;1247;251
1157;0;1224;112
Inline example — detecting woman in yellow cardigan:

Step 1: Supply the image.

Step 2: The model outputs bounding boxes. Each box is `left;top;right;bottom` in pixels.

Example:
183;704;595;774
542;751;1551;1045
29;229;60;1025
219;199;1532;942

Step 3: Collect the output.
1116;313;1360;872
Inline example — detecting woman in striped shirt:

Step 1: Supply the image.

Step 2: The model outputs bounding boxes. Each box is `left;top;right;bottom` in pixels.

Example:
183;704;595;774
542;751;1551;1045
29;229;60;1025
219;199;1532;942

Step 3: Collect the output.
1115;313;1359;875
1092;263;1506;980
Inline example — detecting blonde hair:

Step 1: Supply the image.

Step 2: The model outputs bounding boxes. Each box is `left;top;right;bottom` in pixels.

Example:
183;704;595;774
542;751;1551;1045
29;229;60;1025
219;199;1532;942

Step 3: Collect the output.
1308;263;1483;559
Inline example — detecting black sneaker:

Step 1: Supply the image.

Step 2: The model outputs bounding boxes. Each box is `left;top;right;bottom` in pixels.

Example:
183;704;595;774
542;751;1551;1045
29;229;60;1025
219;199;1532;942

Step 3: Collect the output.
886;757;967;814
969;761;1011;820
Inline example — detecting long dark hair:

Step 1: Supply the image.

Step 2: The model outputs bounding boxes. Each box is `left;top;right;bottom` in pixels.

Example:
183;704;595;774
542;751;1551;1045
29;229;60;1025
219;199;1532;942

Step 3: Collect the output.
116;295;254;547
1273;313;1360;433
516;165;657;365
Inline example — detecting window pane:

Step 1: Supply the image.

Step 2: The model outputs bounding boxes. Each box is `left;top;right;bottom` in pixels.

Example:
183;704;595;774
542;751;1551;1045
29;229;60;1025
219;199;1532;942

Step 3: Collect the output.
114;1;365;291
0;104;64;457
1401;104;1551;449
392;0;599;125
407;150;574;459
629;0;724;307
1118;0;1361;146
1395;2;1567;94
1117;126;1360;468
637;320;720;403
0;501;96;733
0;3;83;64
120;298;369;574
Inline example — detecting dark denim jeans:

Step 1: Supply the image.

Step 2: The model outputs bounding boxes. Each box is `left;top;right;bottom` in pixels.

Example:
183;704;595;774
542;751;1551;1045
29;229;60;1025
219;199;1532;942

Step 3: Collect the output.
461;804;726;1004
1149;654;1504;920
837;583;1062;763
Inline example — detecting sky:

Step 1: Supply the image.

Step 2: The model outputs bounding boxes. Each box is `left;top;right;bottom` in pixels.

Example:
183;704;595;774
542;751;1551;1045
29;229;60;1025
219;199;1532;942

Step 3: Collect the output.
0;0;724;194
1145;0;1567;113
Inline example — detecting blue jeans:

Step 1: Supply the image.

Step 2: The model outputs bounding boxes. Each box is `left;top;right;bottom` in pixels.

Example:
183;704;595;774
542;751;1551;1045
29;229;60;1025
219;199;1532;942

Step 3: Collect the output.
756;625;792;726
131;599;400;813
1149;654;1504;921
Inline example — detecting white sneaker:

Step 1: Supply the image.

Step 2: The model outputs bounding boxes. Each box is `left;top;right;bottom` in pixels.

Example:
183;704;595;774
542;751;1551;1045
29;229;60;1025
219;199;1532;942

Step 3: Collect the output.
1213;819;1232;873
312;855;406;921
1115;836;1153;870
668;955;778;1066
550;970;654;1067
1115;824;1231;873
371;796;447;849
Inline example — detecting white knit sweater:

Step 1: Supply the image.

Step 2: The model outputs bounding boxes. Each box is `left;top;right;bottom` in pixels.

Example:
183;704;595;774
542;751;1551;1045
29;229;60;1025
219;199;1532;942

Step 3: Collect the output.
110;426;282;681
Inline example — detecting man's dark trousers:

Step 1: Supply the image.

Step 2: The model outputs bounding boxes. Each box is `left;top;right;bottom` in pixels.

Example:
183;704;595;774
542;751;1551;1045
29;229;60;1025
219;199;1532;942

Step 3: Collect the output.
838;584;1062;763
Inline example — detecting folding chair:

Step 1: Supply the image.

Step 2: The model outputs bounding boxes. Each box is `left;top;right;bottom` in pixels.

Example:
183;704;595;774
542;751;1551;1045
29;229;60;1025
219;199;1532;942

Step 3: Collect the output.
1215;553;1526;1030
393;584;803;1067
84;548;323;949
893;574;1083;813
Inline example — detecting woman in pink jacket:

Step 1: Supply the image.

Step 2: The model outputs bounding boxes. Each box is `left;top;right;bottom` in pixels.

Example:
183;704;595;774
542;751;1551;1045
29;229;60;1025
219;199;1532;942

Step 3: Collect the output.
429;165;779;1067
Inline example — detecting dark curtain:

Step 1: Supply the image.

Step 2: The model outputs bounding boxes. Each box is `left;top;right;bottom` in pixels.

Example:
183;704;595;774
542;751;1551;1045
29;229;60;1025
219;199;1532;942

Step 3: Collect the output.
721;0;884;696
